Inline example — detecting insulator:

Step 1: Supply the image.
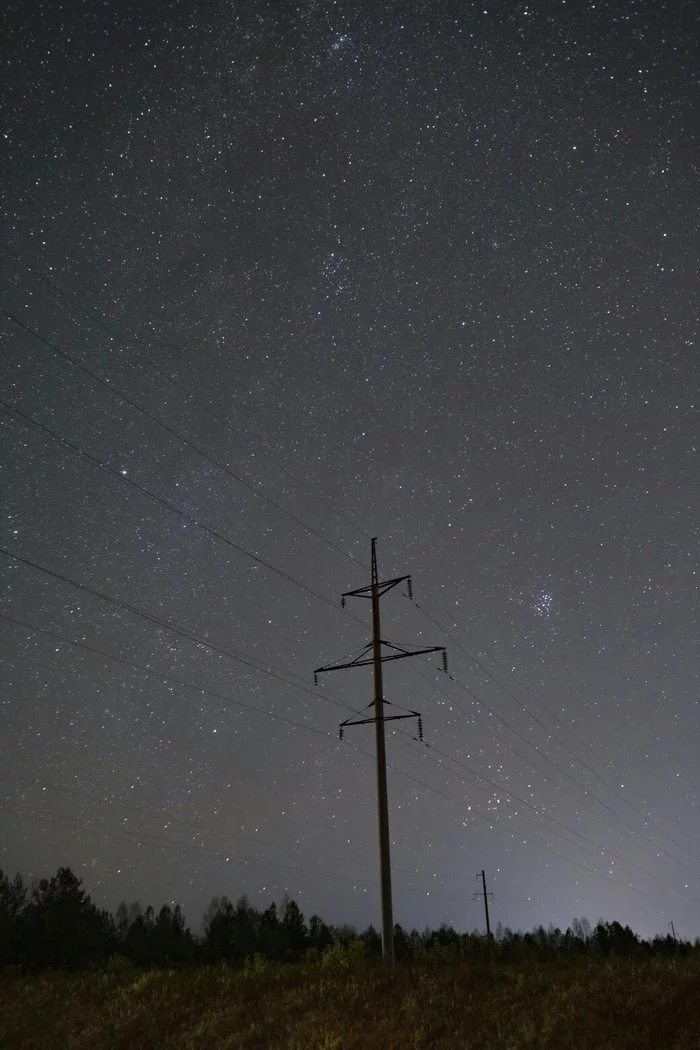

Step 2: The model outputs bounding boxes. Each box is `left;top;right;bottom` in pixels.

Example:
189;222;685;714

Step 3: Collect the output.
314;672;318;686
341;596;346;608
442;650;448;673
407;578;413;601
339;726;344;741
417;716;424;741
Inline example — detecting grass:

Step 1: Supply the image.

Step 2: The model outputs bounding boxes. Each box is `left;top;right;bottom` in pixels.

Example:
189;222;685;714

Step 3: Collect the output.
1;948;699;1049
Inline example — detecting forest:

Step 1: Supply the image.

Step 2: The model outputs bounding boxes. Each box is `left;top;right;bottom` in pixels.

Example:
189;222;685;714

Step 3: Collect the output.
0;866;696;971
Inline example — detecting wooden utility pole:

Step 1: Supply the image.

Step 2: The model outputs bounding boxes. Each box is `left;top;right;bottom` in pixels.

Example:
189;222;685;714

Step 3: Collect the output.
475;869;493;940
314;537;446;965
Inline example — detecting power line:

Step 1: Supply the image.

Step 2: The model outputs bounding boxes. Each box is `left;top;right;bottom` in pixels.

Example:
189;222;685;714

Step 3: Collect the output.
2;606;692;909
473;652;700;863
1;769;682;910
5;264;688;873
398;636;699;877
0;390;365;630
0;763;500;892
399;734;696;900
3;404;694;884
2;266;695;900
397;656;697;883
405;649;671;859
2;439;693;884
5;598;687;902
1;599;673;906
378;751;687;903
0;302;366;571
393;573;695;865
0;580;357;730
1;244;360;550
405;599;700;873
4;250;692;873
0;399;369;634
8;393;691;883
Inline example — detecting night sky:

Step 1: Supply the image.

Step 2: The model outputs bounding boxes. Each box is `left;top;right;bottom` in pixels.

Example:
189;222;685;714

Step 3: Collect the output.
1;0;698;941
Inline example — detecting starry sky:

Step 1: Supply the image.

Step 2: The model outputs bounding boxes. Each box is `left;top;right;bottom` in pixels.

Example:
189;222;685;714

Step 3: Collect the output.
1;0;698;941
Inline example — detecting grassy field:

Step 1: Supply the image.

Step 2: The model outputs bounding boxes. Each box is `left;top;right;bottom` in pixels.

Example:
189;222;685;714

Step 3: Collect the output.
1;948;699;1050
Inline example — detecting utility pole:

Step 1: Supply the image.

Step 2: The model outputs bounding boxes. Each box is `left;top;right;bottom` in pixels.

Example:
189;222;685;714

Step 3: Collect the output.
669;921;677;942
474;869;493;940
314;538;446;965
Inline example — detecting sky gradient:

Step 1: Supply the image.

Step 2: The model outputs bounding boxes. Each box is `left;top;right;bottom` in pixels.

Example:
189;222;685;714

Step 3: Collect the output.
1;0;698;940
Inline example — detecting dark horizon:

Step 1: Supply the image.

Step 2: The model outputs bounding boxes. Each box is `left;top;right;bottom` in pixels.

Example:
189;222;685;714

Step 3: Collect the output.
2;863;695;965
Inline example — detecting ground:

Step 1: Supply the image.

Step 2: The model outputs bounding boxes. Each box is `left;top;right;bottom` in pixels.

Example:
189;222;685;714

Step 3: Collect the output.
1;950;699;1049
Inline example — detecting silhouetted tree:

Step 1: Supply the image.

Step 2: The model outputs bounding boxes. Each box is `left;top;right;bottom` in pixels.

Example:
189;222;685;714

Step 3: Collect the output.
308;913;334;952
21;867;114;970
393;923;410;961
203;896;235;962
203;895;258;963
151;904;194;964
122;905;156;966
429;923;459;950
281;897;307;958
0;870;27;967
6;864;700;971
115;901;129;941
332;922;358;944
594;920;638;957
562;927;586;953
571;916;592;942
231;895;259;959
358;923;381;956
259;902;288;960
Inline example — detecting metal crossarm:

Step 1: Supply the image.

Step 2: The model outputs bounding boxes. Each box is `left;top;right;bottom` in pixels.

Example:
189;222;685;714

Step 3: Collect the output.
379;642;446;661
340;712;417;729
339;710;423;742
315;642;446;676
342;574;410;600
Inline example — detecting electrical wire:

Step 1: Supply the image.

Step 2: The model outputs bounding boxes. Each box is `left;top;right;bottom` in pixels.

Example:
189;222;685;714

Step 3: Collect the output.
3;247;692;871
412;586;699;853
393;655;694;875
2;606;688;907
0;301;366;572
2;264;696;905
5;270;684;873
0;592;356;732
0;243;365;552
0;380;365;631
395;733;696;899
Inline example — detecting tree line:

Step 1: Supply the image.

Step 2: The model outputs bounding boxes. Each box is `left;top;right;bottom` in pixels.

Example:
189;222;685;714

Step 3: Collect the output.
0;867;696;972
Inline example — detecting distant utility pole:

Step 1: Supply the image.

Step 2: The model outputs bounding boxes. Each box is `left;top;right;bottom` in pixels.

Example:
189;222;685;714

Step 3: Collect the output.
669;921;677;942
474;869;493;940
314;537;446;966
